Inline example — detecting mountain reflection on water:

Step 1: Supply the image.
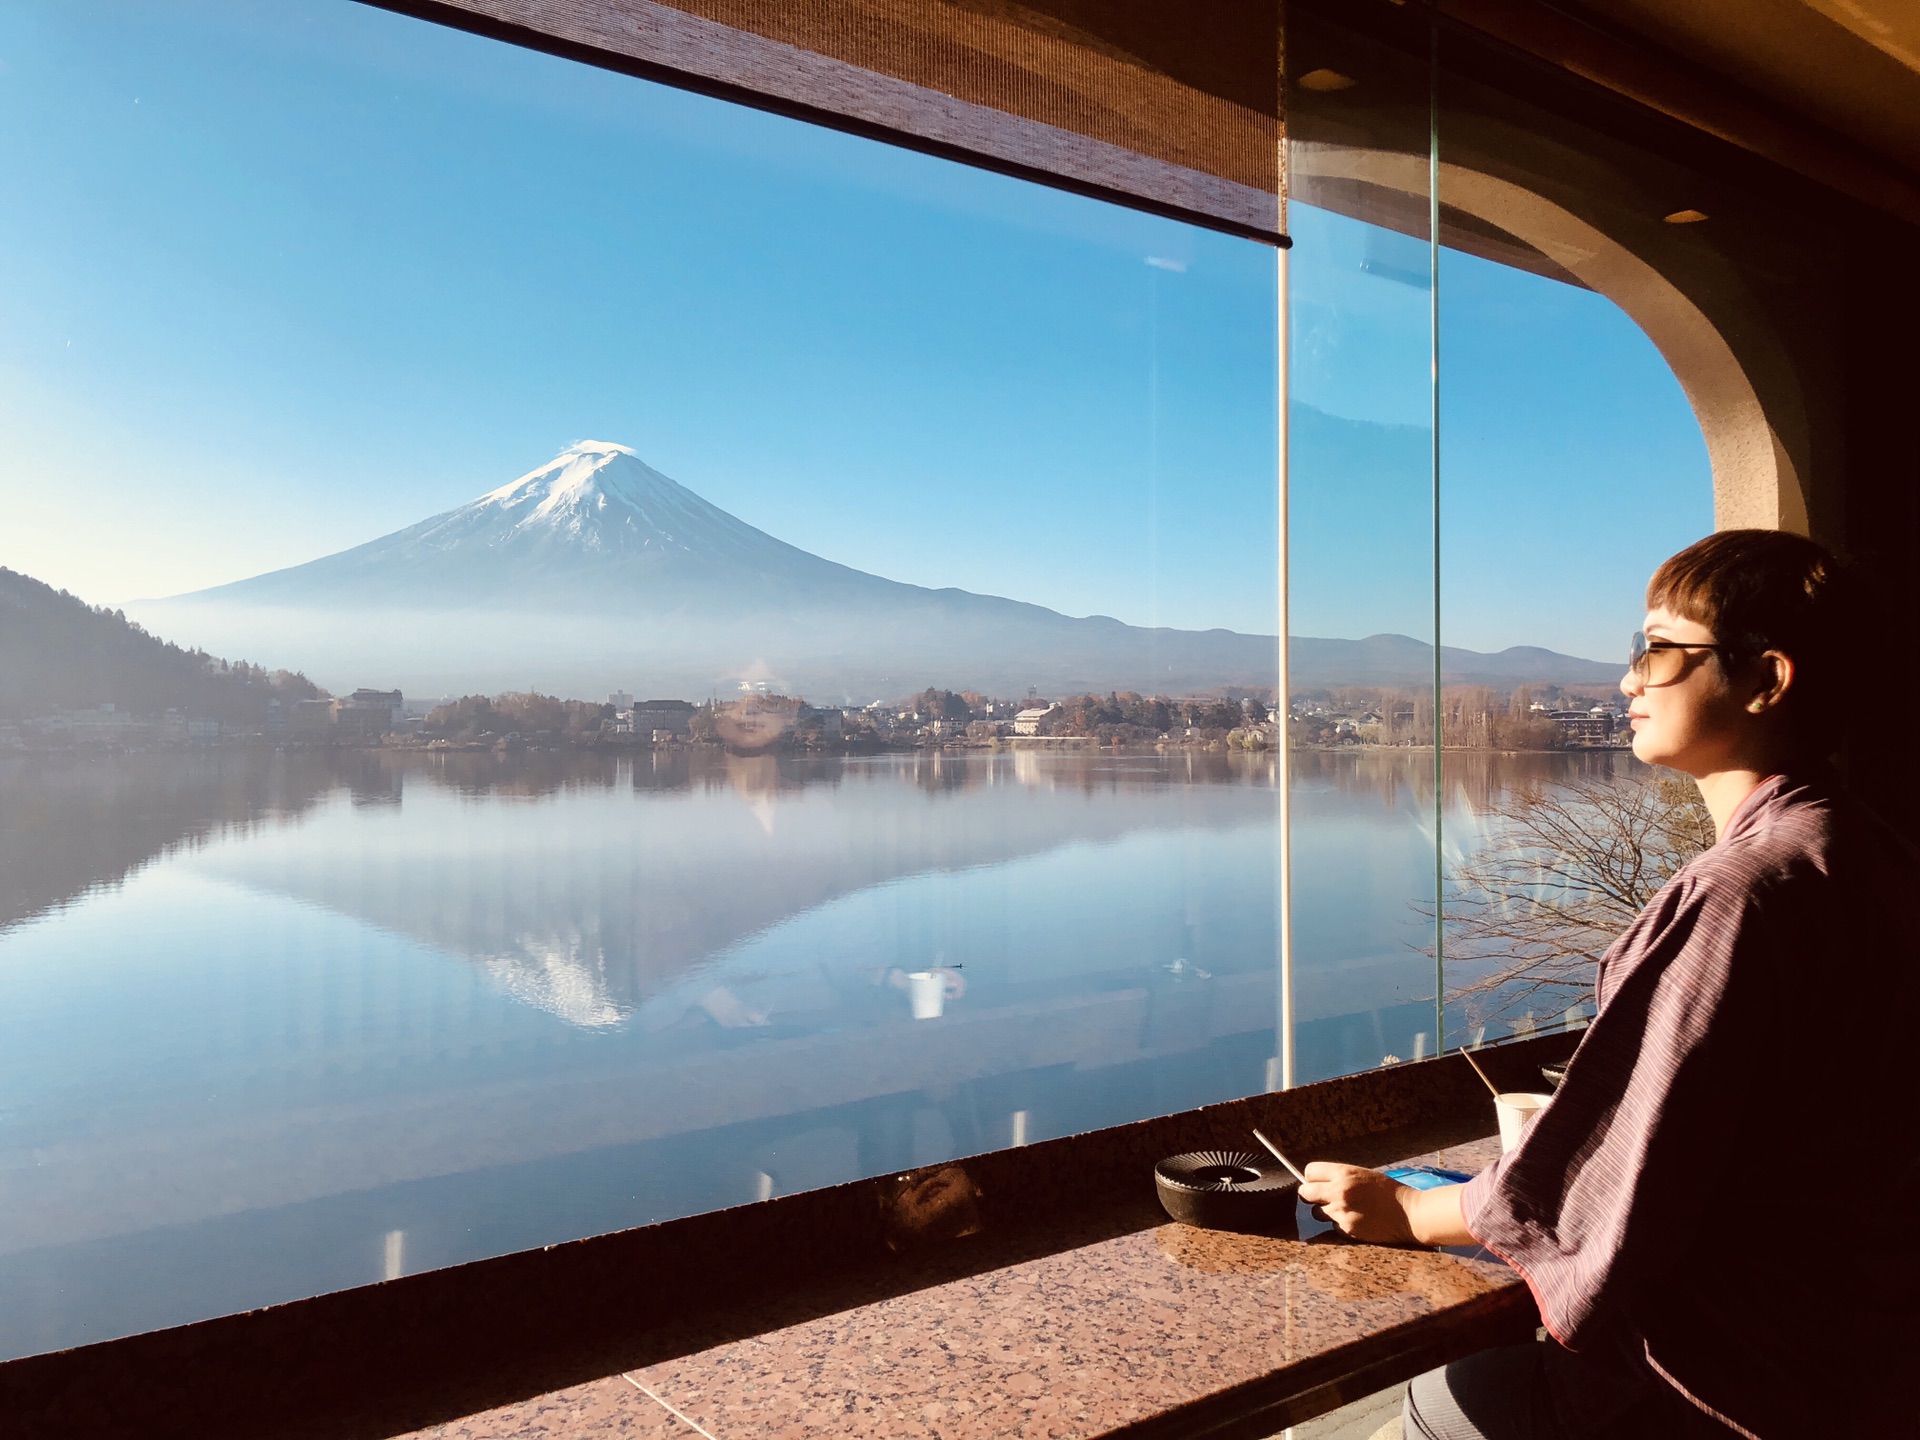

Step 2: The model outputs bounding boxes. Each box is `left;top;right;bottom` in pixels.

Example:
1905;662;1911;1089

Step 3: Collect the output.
0;746;1633;1358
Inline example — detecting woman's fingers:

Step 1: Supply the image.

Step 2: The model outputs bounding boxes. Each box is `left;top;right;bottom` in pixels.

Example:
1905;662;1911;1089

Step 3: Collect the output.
1293;1163;1415;1242
1297;1160;1367;1205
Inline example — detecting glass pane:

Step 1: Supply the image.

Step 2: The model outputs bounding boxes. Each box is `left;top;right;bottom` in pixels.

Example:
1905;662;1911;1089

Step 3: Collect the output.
0;0;1278;1354
1284;10;1442;1083
1435;223;1713;1042
1430;25;1841;1046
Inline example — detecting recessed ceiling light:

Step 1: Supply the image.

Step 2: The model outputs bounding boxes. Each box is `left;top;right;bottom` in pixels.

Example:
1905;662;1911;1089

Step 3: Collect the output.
1663;208;1709;224
1297;69;1357;92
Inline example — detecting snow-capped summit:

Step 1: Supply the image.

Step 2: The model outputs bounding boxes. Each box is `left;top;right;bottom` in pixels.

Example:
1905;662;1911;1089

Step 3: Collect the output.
409;440;789;565
478;439;638;509
475;441;649;527
165;440;859;610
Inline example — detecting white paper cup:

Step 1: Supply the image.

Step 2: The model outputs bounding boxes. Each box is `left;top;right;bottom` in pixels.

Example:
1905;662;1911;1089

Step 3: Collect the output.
907;970;946;1020
1495;1091;1552;1152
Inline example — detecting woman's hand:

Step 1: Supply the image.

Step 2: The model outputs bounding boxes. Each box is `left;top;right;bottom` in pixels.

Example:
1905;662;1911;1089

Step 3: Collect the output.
1298;1163;1477;1247
1298;1162;1417;1243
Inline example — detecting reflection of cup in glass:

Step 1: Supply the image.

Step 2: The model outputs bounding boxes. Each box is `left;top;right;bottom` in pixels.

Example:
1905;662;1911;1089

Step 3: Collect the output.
1495;1092;1552;1152
907;970;946;1019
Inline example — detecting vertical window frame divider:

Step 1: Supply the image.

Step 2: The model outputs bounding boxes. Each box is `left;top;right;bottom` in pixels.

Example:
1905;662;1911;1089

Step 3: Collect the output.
1429;19;1448;1059
1274;6;1294;1094
1276;237;1294;1092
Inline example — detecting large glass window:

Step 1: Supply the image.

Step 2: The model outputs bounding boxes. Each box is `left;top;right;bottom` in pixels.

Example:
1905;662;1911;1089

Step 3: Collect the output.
0;0;1282;1354
1281;2;1822;1078
1427;18;1842;1046
0;0;1838;1364
1434;236;1712;1044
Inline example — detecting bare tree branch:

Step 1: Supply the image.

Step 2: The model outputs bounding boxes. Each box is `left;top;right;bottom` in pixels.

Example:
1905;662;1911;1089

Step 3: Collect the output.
1429;770;1712;1032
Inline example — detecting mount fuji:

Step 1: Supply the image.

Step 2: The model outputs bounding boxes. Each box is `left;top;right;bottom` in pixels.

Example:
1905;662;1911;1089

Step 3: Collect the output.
173;442;914;614
132;441;1284;699
130;441;1615;699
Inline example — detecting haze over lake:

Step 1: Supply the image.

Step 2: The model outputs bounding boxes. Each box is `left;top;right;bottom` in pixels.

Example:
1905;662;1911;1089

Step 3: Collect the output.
0;744;1634;1357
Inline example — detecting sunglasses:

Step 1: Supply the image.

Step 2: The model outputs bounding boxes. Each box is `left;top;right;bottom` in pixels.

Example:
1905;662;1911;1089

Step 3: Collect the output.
1628;630;1735;686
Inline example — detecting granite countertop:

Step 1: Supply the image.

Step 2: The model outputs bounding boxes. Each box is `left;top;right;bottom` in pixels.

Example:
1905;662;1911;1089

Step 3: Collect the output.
400;1136;1523;1440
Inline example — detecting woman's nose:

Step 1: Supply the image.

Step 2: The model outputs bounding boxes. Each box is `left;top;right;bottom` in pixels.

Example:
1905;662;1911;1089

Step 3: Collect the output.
1620;668;1641;699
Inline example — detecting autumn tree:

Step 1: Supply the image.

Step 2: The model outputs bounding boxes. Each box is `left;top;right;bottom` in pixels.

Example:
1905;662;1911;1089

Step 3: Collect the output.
422;692;610;741
911;688;972;722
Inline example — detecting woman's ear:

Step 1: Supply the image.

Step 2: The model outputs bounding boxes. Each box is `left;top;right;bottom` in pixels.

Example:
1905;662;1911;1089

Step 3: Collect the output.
1747;650;1794;714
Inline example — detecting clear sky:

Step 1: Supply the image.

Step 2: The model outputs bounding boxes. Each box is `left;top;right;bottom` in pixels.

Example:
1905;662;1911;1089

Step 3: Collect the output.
0;0;1711;664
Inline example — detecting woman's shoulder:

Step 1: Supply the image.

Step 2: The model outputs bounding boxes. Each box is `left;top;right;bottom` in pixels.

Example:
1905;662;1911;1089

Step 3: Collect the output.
1597;775;1920;1005
1674;772;1920;929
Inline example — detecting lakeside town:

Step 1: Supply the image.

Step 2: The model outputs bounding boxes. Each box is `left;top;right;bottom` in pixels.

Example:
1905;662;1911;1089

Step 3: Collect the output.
4;566;1635;756
5;679;1634;755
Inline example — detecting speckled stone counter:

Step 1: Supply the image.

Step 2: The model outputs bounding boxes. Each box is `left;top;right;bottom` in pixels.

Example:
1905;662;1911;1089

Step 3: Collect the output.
397;1136;1524;1440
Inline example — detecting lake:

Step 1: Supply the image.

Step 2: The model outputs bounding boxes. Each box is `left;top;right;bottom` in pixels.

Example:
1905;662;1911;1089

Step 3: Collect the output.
0;744;1636;1357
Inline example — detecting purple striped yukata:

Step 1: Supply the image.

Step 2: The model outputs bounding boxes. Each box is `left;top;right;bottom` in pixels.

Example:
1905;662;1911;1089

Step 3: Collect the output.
1458;772;1920;1439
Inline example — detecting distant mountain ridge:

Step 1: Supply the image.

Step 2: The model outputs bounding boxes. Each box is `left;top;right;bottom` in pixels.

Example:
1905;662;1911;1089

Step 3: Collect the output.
1290;633;1620;688
129;442;1618;698
0;567;318;722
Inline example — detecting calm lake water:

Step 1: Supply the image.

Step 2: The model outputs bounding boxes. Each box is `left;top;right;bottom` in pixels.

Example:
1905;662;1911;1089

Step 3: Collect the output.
0;744;1635;1357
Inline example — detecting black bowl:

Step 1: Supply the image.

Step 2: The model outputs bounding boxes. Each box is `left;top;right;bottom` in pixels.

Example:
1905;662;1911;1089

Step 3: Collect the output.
1154;1150;1299;1232
1541;1062;1567;1091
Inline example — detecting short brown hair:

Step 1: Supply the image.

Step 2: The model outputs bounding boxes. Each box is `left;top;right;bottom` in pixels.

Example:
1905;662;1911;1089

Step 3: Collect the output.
1646;529;1858;755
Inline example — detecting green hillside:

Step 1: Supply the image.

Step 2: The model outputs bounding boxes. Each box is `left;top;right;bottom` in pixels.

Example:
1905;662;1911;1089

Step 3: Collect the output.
0;567;320;722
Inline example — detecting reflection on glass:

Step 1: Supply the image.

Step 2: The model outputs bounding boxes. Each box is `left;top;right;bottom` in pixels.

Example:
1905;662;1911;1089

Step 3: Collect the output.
1285;8;1441;1082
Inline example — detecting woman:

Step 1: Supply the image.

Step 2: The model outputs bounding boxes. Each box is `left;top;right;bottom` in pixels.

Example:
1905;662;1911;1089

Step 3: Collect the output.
1299;531;1918;1439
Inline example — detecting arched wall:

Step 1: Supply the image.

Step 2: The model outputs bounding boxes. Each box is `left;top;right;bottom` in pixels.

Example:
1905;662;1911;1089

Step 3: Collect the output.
1292;143;1813;537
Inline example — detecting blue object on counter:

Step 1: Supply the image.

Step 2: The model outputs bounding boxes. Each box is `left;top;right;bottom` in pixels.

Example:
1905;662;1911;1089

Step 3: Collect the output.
1383;1164;1474;1190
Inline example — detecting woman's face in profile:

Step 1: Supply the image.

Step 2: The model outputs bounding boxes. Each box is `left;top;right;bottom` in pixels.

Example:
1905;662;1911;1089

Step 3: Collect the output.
1621;606;1755;774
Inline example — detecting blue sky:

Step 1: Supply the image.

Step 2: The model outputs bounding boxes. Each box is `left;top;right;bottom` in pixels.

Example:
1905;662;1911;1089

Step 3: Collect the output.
0;0;1711;663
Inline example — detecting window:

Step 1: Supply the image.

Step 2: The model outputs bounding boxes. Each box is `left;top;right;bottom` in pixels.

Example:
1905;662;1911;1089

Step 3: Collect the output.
0;0;1843;1361
0;0;1281;1353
